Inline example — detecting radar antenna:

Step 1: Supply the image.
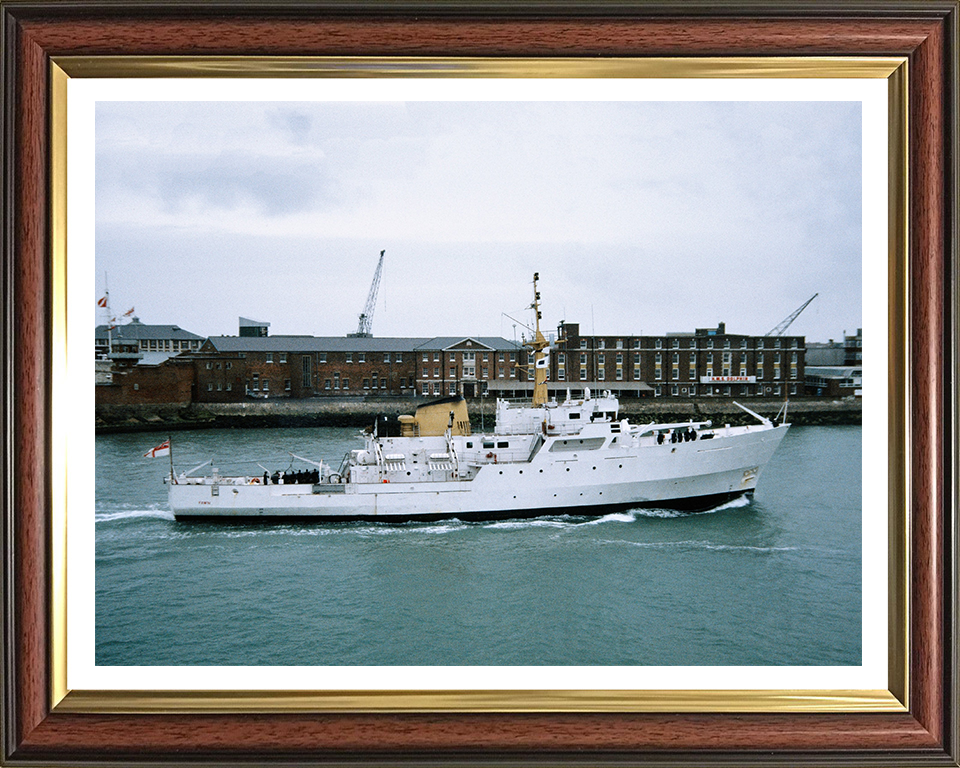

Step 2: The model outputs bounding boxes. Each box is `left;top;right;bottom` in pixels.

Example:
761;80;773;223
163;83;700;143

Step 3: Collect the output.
765;293;818;336
350;250;385;338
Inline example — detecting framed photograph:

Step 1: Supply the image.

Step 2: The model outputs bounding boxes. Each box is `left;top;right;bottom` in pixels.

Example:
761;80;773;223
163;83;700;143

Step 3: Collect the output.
3;2;957;765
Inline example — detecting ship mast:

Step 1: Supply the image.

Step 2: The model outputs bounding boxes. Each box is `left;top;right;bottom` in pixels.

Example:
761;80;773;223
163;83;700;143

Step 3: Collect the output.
527;272;550;406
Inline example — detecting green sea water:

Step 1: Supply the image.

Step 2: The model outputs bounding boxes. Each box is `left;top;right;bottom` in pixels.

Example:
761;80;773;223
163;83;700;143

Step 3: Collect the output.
95;425;861;666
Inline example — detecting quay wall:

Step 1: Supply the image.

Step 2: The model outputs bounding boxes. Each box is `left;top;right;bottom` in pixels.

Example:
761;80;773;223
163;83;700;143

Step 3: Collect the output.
96;397;861;433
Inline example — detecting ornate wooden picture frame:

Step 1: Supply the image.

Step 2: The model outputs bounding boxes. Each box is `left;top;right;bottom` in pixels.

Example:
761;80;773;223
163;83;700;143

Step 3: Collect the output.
2;2;957;765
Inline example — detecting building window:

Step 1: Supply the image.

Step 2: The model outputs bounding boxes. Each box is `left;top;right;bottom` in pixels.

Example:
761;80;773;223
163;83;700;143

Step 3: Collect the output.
655;385;662;397
482;367;489;378
775;366;782;379
342;378;349;390
422;383;429;395
706;367;713;377
262;380;269;392
671;385;679;396
633;339;641;349
672;367;679;380
598;367;605;380
225;362;232;369
634;366;641;379
133;383;140;391
280;353;286;363
580;339;587;349
265;353;273;363
580;368;587;381
558;368;565;381
499;366;505;378
226;383;232;391
434;352;440;362
333;373;340;390
616;339;623;349
558;353;566;364
319;353;326;363
252;374;259;391
707;339;714;349
655;367;662;380
757;367;764;379
285;379;291;391
422;368;428;378
384;353;391;363
598;353;605;364
598;339;605;349
207;383;213;391
790;384;797;395
363;379;370;389
449;383;457;396
449;367;456;378
396;352;402;363
346;353;353;363
689;367;696;379
655;339;662;349
205;362;212;370
724;339;731;349
302;356;311;387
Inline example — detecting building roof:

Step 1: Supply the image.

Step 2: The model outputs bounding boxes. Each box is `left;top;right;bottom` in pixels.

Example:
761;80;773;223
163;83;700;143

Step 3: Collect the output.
805;366;863;378
205;335;432;353
415;337;522;351
95;319;204;341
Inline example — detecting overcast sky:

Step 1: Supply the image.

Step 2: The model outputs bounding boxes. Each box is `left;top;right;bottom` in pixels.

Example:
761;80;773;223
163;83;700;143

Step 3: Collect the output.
95;99;861;344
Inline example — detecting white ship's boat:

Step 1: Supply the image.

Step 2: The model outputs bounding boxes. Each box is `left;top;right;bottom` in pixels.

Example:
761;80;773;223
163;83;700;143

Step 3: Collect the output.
167;276;789;522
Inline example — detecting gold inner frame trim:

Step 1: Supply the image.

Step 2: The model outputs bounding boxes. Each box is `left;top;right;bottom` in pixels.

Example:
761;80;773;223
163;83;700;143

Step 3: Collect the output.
49;55;909;715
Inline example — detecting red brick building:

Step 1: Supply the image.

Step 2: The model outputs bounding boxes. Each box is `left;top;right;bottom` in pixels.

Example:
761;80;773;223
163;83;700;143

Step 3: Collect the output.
95;357;194;405
550;322;806;398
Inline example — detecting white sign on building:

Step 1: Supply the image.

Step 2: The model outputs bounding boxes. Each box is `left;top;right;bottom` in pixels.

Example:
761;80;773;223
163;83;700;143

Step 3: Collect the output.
700;376;757;384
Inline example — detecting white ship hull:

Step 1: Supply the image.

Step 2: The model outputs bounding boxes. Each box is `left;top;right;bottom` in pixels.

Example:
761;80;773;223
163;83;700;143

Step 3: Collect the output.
168;421;788;522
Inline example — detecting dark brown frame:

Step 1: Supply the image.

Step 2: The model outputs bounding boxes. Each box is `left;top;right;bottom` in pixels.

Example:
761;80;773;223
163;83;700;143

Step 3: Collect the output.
2;2;958;765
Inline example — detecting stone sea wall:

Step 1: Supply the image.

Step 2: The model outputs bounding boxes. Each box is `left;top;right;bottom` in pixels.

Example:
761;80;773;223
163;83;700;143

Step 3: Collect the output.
96;396;861;433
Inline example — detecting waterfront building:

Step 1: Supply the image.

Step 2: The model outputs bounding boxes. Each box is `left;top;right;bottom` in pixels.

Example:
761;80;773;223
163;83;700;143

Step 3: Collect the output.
551;322;806;398
805;365;862;398
806;340;847;366
192;335;426;402
95;317;205;365
844;328;863;365
413;337;526;399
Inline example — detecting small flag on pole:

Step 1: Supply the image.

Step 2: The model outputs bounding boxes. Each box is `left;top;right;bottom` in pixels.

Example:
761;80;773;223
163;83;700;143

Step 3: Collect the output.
97;296;108;307
144;439;170;458
123;307;135;316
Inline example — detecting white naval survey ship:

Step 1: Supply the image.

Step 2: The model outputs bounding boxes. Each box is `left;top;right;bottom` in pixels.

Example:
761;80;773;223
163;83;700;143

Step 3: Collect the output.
167;277;789;522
